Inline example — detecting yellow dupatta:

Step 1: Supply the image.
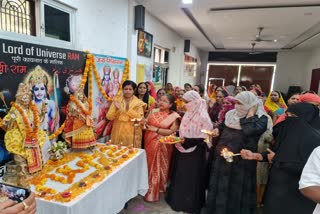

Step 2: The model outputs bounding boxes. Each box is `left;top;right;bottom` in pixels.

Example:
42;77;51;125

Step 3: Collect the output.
264;92;287;113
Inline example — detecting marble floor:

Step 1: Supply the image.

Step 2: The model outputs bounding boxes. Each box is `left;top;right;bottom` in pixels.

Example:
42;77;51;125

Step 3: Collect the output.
119;195;263;214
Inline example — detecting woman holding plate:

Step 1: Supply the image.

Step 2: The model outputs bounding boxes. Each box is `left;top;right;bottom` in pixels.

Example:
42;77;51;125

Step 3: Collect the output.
143;94;180;202
166;90;213;213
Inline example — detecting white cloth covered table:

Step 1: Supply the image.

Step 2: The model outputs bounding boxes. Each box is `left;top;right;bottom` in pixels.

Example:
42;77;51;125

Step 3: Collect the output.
36;149;148;214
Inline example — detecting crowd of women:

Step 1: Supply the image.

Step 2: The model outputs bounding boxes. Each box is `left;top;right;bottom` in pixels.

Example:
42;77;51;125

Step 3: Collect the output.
105;80;320;214
0;79;318;214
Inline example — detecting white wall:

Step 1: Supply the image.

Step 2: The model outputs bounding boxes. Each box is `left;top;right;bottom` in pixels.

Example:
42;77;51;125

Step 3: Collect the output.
61;0;129;57
127;4;201;87
274;50;311;93
304;48;320;93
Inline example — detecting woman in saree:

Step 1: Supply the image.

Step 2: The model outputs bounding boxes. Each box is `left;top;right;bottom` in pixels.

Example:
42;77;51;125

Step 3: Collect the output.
106;80;146;148
144;94;180;202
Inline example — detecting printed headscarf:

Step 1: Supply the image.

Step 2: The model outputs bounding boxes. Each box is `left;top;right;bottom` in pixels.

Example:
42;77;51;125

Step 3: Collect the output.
179;91;213;138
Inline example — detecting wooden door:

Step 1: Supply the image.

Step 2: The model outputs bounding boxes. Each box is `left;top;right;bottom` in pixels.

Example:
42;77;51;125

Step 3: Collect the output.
310;69;320;93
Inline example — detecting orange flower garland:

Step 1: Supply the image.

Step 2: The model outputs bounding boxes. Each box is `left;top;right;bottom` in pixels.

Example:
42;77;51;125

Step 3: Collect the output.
69;95;92;116
11;101;40;139
115;59;130;97
0;117;4;131
48;122;65;140
30;144;138;202
92;59;113;102
91;55;130;101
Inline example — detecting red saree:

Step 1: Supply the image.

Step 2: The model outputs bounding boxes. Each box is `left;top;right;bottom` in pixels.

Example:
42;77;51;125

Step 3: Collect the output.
144;111;180;202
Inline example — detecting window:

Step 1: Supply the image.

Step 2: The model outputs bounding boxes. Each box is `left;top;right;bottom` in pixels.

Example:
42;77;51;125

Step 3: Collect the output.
0;0;36;35
41;0;76;44
44;4;70;41
0;0;77;48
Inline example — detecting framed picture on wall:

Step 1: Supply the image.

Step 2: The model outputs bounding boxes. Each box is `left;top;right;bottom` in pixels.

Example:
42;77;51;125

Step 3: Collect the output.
137;30;153;58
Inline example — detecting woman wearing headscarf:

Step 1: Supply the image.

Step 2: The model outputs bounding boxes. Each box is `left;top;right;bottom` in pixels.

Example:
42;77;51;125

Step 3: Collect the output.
166;91;213;214
264;90;287;123
217;96;236;124
202;91;268;214
241;103;320;214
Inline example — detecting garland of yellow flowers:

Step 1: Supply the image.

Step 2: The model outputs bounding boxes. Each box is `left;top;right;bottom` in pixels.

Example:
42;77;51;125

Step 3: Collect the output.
11;101;40;139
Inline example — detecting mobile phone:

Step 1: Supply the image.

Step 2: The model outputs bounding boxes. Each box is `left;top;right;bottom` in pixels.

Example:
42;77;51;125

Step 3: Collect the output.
0;182;31;202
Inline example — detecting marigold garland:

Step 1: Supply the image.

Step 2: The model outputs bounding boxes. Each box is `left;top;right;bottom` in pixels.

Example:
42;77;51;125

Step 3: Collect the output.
30;144;138;202
115;59;130;97
90;54;130;101
69;95;92;116
11;101;40;139
0;117;4;131
48;122;65;140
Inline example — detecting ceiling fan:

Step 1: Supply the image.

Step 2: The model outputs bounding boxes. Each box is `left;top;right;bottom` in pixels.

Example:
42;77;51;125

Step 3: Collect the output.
252;27;276;42
249;42;263;55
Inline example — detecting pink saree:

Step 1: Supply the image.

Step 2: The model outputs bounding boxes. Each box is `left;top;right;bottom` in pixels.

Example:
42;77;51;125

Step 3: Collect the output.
144;111;180;202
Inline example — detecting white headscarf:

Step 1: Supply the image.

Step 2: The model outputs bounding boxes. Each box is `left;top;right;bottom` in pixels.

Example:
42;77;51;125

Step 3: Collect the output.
225;91;267;130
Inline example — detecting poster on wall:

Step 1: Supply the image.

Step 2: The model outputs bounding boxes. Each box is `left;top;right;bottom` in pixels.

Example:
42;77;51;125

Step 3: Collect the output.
91;54;127;141
137;31;153;58
0;38;86;165
136;64;145;83
184;54;197;77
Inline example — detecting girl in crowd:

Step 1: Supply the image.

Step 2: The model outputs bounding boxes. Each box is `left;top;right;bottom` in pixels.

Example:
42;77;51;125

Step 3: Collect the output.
207;82;217;99
234;86;243;95
172;86;181;99
287;93;300;105
208;90;228;127
143;94;180;202
217;96;236;125
175;89;186;117
166;91;212;214
156;88;166;101
106;80;146;148
184;83;192;92
203;91;268;214
264;90;287;123
134;82;155;115
145;81;157;99
193;84;205;99
165;83;174;94
149;88;166;111
241;103;320;214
